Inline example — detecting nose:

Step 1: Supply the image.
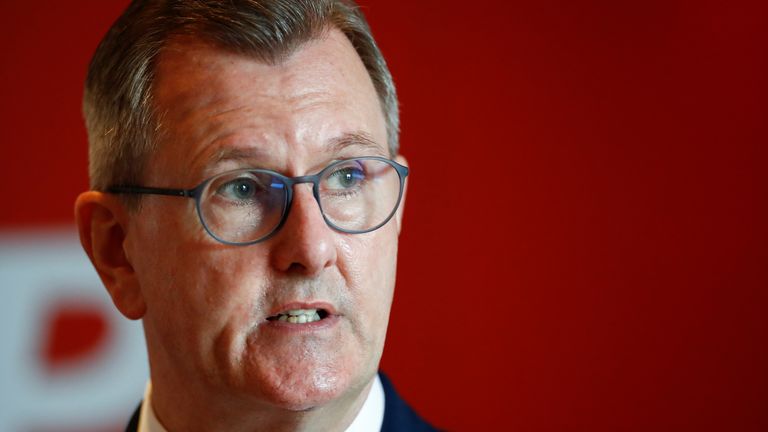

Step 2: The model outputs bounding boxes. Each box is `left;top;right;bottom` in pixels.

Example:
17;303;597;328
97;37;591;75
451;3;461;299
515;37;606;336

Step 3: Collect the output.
268;183;337;276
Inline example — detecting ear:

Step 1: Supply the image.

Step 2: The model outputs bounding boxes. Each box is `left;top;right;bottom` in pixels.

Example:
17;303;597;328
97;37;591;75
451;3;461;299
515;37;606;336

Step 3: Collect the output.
75;191;146;320
394;154;408;235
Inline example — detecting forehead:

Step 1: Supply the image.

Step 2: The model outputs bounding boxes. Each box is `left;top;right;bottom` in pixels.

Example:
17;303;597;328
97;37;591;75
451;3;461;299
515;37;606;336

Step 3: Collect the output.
146;28;388;183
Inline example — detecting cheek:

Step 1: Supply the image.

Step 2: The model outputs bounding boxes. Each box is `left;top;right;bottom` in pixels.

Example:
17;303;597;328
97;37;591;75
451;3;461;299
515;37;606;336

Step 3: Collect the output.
140;247;276;383
338;226;398;336
167;247;271;326
133;206;271;351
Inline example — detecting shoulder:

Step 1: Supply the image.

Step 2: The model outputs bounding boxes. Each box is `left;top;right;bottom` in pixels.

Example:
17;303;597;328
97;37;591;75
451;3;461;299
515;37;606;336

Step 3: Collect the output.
125;402;140;432
379;372;440;432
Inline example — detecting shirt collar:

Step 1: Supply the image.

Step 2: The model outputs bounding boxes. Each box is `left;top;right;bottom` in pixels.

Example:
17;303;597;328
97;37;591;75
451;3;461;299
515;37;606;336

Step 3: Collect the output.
138;374;385;432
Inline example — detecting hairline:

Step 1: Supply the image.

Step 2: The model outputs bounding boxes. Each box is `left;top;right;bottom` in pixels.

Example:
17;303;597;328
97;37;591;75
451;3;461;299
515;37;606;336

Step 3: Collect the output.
84;1;400;209
152;25;392;152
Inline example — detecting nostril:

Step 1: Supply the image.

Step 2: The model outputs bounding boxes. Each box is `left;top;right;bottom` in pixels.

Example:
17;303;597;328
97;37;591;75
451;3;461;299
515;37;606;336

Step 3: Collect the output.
286;262;308;274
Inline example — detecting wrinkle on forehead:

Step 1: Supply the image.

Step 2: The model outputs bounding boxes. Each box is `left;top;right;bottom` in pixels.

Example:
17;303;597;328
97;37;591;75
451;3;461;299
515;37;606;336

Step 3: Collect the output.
154;31;358;115
147;29;387;183
207;131;385;169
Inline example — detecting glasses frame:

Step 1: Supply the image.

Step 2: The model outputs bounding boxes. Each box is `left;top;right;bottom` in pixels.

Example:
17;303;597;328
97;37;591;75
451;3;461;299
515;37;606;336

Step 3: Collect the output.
108;156;409;246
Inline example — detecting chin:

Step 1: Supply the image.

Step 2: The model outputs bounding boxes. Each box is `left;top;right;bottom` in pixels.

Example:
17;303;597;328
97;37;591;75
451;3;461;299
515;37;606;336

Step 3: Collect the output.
235;328;380;411
254;367;356;411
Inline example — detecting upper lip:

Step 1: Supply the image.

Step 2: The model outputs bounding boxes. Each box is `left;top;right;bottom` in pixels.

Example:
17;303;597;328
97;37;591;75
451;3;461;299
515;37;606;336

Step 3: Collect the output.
267;301;338;318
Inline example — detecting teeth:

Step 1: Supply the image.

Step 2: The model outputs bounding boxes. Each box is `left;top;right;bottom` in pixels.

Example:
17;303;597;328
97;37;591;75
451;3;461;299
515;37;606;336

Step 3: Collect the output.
286;309;315;316
276;309;323;324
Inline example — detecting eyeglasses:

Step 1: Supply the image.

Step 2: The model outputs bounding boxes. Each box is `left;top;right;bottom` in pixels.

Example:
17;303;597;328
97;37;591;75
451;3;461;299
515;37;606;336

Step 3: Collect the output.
109;156;408;246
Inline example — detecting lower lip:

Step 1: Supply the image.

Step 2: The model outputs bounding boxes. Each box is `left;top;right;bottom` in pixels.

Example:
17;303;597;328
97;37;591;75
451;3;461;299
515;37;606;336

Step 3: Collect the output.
261;315;341;333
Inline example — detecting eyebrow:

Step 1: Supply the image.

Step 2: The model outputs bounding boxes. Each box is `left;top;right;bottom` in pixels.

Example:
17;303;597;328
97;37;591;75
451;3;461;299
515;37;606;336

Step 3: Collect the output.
208;131;387;166
328;131;387;156
208;146;267;166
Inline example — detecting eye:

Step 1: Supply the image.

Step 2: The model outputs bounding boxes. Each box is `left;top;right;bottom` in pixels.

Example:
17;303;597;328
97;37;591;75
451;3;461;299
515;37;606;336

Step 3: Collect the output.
326;166;366;190
217;177;263;201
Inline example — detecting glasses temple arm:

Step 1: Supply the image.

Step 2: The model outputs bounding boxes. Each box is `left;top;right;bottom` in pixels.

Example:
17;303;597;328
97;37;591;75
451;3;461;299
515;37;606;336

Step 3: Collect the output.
108;186;195;198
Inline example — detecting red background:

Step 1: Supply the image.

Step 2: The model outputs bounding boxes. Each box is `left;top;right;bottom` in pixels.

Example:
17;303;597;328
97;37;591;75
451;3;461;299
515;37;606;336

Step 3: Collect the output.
2;1;766;430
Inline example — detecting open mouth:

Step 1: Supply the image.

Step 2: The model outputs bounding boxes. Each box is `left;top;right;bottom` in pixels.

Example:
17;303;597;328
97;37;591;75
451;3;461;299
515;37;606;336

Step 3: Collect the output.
266;308;330;324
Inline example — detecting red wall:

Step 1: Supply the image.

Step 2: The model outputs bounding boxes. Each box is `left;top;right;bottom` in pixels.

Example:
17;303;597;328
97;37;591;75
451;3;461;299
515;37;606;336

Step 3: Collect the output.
2;1;766;430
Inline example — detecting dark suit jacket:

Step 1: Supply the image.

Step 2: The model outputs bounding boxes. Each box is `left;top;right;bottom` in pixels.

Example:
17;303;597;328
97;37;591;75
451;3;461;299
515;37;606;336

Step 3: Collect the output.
126;373;437;431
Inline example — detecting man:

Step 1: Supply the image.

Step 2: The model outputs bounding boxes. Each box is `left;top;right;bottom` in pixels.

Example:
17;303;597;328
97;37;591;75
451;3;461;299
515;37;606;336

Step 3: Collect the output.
74;1;435;431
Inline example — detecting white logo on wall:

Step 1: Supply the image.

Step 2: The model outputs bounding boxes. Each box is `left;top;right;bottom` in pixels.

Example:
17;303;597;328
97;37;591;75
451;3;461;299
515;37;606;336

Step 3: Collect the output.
0;227;148;432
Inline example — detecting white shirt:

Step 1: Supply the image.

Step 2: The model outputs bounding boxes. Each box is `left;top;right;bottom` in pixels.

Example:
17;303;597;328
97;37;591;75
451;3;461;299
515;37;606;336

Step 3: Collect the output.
138;375;385;432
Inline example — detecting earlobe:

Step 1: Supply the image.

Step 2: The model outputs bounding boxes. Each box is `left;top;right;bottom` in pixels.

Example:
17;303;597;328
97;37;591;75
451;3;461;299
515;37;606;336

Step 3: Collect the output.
75;192;146;320
394;154;408;235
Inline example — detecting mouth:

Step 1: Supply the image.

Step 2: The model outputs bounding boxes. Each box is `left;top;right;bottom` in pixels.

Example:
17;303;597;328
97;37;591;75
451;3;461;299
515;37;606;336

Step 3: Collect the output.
266;308;331;324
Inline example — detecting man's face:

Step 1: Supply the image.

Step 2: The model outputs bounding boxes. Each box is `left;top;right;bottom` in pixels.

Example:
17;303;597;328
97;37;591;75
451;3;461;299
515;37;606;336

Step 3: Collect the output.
123;29;403;410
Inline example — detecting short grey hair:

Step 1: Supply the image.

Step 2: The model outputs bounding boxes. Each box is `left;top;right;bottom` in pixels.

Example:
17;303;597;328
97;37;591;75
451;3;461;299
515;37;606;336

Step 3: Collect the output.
83;0;399;196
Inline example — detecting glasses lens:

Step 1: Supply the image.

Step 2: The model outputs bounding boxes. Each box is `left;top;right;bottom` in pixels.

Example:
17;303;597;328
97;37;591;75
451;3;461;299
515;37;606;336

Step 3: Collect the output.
199;170;287;244
319;158;402;232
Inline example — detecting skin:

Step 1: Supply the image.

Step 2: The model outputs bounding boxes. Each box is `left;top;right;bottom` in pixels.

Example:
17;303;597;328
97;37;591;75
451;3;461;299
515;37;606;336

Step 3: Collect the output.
75;28;407;432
